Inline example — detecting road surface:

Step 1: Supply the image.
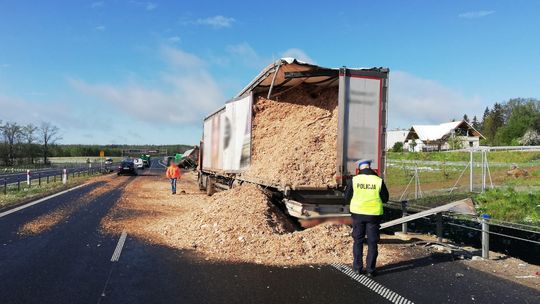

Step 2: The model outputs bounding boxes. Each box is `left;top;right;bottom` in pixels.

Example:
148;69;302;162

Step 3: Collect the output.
0;160;538;303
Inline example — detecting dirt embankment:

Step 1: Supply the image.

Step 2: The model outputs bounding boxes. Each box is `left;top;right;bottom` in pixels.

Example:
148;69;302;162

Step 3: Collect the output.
101;172;412;266
244;85;339;189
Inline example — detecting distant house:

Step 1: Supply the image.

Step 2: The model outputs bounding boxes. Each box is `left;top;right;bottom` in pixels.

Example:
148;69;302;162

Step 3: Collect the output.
404;120;485;152
386;130;409;151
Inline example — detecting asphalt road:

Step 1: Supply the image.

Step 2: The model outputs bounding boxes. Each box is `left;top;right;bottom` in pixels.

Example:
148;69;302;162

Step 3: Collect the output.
0;160;538;304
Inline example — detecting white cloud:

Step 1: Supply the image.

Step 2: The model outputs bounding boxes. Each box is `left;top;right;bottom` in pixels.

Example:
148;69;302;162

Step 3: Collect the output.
0;95;87;131
91;1;104;8
389;71;484;128
196;15;235;28
167;36;181;44
226;42;268;68
70;47;223;125
281;48;315;64
161;46;205;68
146;2;157;11
458;10;495;19
95;25;106;31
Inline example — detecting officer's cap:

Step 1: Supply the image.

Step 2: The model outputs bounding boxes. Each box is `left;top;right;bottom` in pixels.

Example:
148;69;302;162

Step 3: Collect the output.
356;159;372;167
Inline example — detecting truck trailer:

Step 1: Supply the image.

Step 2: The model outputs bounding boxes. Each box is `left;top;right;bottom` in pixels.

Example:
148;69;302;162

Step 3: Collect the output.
198;58;388;225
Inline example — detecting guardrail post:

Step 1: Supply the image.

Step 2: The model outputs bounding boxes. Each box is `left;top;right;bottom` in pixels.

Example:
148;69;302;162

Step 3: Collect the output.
401;200;408;234
38;173;41;186
27;169;31;187
481;214;490;259
63;169;67;185
436;213;443;242
3;179;6;195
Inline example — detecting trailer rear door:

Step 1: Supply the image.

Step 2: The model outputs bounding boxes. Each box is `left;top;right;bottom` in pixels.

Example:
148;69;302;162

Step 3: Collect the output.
337;68;389;185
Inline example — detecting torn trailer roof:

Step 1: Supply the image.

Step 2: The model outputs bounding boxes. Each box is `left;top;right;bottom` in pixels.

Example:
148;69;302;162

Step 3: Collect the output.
235;57;388;98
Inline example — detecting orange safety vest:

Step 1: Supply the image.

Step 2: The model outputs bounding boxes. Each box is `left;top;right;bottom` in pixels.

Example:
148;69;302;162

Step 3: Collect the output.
166;165;181;179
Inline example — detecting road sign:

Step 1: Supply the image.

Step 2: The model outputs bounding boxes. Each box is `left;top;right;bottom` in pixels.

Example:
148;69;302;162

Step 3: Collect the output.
99;150;105;157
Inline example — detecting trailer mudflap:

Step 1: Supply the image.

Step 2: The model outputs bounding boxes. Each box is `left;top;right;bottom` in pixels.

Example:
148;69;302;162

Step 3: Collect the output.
283;199;350;219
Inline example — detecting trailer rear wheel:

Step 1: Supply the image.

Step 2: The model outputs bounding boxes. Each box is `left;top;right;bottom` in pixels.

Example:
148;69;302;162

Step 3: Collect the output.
206;176;215;196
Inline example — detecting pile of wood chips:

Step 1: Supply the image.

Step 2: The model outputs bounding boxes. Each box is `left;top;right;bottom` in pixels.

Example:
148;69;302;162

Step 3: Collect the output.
244;85;339;189
103;174;409;266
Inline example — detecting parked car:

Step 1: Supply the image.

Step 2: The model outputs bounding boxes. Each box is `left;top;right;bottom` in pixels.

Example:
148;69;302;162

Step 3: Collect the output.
117;160;137;176
104;157;113;165
133;158;144;170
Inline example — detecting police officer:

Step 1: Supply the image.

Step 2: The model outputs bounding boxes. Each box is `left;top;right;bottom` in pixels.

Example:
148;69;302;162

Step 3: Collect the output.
345;159;389;277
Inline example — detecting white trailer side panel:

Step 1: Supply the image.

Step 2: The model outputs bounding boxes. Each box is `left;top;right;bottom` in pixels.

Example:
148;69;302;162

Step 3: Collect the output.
203;94;252;172
202;110;224;171
222;94;252;171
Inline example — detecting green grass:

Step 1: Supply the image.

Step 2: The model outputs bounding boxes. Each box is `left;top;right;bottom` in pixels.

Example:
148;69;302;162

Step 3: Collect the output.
0;173;100;210
397;193;472;209
388;150;540;163
475;188;540;225
386;151;540;225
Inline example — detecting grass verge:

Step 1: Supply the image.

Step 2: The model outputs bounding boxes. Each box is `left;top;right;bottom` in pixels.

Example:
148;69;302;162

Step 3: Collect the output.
0;173;102;211
475;188;540;225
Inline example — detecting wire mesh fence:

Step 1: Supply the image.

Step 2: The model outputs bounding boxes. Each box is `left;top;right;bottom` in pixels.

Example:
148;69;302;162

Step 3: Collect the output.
386;149;540;201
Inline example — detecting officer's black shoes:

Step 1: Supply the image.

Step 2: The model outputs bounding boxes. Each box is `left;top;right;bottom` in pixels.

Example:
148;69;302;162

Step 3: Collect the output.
366;271;377;278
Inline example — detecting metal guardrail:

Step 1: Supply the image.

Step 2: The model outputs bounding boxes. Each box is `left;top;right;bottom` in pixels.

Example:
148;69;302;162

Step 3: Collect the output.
384;200;540;259
1;165;117;195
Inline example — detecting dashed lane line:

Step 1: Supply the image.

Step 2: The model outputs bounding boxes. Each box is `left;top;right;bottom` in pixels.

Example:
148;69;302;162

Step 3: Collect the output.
111;231;127;262
331;263;414;304
97;231;128;303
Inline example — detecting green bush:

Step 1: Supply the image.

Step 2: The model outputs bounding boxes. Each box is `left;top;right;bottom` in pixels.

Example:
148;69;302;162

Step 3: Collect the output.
475;188;540;224
391;142;404;152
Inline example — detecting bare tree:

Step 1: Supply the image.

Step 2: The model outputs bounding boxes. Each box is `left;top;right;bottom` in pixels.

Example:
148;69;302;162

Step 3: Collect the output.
39;122;62;164
22;123;38;164
1;122;22;165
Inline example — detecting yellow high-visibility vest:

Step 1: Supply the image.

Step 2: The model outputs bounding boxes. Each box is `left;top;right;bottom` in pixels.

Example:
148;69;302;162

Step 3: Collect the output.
350;174;384;215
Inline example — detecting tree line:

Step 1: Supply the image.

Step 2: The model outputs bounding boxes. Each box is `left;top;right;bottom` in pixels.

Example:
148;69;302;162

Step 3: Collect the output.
463;98;540;146
48;144;193;158
0;121;60;166
0;121;193;166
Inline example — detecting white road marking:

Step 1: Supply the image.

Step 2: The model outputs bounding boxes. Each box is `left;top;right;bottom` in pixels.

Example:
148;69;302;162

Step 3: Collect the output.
0;184;87;218
111;231;127;262
331;263;414;304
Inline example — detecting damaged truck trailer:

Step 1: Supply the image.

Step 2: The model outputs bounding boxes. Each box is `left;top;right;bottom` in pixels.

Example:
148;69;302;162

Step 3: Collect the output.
198;58;389;226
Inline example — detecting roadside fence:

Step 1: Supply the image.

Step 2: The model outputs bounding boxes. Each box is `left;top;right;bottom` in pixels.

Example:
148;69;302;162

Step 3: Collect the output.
1;164;116;196
385;200;540;263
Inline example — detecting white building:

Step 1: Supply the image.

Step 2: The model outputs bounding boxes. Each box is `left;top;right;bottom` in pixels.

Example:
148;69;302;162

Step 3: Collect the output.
404;120;485;152
386;130;409;151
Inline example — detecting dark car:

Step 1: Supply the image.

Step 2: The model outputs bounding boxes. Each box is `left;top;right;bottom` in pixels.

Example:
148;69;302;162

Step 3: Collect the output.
117;160;137;176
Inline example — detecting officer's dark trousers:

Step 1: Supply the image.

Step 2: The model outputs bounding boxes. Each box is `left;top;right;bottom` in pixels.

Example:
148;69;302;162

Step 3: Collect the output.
351;214;381;273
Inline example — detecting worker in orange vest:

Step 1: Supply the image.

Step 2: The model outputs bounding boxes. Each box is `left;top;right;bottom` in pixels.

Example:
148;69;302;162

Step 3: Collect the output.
166;161;181;194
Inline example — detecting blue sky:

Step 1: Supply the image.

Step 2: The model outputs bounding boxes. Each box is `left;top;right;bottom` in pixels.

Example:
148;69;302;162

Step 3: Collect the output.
1;0;539;144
